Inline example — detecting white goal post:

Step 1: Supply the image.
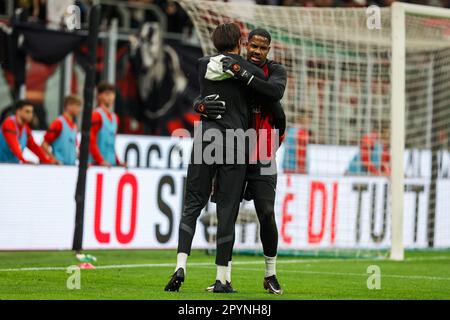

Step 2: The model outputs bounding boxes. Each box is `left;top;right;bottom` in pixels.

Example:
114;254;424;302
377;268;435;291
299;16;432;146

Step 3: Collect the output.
390;2;450;261
179;0;450;260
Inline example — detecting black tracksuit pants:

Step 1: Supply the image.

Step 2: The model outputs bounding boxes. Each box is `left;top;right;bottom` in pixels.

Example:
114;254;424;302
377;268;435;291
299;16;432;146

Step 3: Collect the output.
232;161;279;258
177;142;246;266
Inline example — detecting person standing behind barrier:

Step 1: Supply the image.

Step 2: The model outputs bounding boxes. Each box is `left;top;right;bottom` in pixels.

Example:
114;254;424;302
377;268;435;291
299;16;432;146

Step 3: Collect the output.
89;82;125;167
41;95;82;165
346;120;391;176
0;100;55;164
282;112;310;174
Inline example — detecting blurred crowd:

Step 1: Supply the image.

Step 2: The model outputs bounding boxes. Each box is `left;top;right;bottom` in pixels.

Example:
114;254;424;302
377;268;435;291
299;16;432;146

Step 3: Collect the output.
3;0;450;33
253;0;450;8
1;0;191;33
0;0;448;172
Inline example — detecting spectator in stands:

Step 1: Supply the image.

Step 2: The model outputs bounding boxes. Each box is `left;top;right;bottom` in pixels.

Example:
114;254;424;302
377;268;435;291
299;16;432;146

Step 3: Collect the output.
369;0;396;6
279;0;303;5
314;0;337;7
89;82;125;167
162;0;190;33
41;94;82;165
0;100;55;164
341;0;367;7
282;110;310;174
13;0;45;23
440;0;450;8
438;128;449;150
346;120;391;176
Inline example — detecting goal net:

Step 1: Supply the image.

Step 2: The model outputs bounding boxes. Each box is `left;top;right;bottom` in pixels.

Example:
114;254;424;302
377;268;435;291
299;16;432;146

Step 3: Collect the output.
178;0;450;259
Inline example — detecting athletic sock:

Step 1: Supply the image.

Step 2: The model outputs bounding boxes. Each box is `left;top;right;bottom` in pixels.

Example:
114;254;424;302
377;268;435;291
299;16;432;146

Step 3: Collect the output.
226;261;232;283
175;253;188;274
264;255;277;278
216;265;227;284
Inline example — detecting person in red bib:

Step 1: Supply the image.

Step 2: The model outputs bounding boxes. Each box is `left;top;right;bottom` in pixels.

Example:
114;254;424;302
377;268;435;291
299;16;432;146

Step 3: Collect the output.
347;121;391;176
89;82;124;167
0;100;55;164
42;95;83;166
283;113;310;174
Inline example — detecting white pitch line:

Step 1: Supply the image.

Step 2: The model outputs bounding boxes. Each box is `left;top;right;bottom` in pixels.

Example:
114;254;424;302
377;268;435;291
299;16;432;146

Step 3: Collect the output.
0;266;68;272
0;255;448;273
0;260;308;272
223;267;450;281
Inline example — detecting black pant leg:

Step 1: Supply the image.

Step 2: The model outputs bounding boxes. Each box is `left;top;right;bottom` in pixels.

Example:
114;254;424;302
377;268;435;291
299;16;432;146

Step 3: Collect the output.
245;163;279;257
254;198;278;257
214;163;247;266
177;147;216;255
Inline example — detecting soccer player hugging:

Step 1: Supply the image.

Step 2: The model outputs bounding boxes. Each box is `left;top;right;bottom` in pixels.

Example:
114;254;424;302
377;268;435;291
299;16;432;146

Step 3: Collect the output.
165;23;287;295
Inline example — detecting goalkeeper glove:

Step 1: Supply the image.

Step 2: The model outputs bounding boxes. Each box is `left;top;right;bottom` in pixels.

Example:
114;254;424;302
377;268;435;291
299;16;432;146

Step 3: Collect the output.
194;94;226;119
221;56;255;85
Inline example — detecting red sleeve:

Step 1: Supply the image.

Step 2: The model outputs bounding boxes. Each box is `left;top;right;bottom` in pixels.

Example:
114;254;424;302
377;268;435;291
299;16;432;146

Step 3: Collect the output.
114;114;122;166
381;145;391;175
360;135;381;175
115;154;122;166
90;111;104;164
296;129;309;174
26;126;51;163
43;118;63;145
279;133;285;146
1;118;26;162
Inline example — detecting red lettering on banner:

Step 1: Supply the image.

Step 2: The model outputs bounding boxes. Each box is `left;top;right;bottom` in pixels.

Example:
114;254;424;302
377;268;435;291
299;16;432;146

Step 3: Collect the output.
281;175;294;244
115;173;138;244
94;173;110;243
308;181;327;244
330;182;338;244
281;193;294;244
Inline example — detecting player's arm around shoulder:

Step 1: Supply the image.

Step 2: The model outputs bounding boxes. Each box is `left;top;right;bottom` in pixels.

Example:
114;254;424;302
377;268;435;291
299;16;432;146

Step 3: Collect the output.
233;55;266;80
268;61;287;82
266;60;288;97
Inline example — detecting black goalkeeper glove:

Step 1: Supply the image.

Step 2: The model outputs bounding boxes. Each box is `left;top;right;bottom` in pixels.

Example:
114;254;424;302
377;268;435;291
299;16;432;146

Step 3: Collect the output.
221;56;255;85
194;94;226;119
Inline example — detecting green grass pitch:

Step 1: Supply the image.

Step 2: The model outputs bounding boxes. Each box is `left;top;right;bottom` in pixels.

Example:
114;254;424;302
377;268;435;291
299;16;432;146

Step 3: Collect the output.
0;249;449;300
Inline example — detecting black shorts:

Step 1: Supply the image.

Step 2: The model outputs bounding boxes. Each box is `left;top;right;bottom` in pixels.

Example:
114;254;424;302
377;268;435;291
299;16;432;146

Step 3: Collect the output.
210;160;277;203
243;161;277;201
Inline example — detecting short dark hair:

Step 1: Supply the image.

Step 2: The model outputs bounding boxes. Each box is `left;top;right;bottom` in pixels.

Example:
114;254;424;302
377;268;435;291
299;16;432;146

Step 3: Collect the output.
212;23;241;53
97;82;116;94
248;28;271;44
15;100;33;111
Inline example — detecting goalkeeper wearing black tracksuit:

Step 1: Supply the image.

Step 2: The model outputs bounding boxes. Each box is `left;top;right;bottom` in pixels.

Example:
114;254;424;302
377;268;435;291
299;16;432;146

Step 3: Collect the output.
165;23;283;293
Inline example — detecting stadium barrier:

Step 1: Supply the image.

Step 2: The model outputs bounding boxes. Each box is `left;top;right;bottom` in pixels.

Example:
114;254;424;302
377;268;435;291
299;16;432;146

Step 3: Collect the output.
24;131;450;176
1;134;449;251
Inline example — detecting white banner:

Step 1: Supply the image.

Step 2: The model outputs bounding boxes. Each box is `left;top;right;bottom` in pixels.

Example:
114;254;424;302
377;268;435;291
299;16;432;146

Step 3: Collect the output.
0;164;449;251
27;131;450;178
272;175;450;250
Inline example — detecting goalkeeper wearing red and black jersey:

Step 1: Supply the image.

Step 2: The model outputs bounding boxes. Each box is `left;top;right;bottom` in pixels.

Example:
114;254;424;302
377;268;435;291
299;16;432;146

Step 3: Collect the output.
196;29;287;295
